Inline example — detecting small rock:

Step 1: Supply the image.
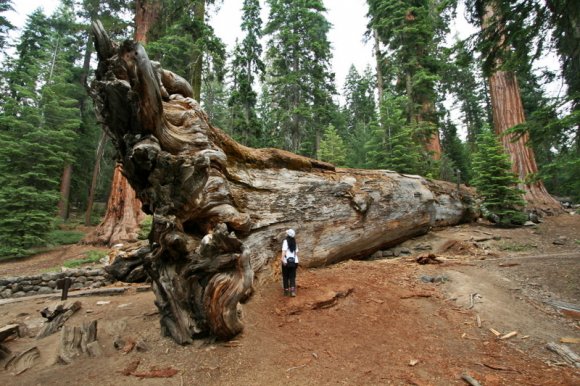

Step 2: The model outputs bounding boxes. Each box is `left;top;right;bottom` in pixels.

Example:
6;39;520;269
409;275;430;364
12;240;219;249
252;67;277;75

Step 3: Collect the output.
12;291;27;298
523;221;536;227
409;359;419;366
553;239;566;245
399;248;411;255
135;340;150;352
37;287;54;295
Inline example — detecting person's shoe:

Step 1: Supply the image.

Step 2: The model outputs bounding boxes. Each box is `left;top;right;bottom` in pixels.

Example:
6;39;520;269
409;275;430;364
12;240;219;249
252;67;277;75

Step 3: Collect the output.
284;289;290;296
290;287;296;297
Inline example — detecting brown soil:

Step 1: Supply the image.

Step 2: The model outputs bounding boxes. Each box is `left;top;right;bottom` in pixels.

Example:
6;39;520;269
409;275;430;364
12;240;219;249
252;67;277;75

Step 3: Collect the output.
1;215;579;385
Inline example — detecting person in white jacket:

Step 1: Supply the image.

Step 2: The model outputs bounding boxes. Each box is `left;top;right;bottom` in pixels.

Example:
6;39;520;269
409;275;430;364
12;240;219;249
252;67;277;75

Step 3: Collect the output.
281;229;299;297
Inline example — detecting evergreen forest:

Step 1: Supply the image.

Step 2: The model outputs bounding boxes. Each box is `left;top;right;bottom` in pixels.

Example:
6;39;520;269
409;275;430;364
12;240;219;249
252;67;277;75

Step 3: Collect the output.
0;0;578;258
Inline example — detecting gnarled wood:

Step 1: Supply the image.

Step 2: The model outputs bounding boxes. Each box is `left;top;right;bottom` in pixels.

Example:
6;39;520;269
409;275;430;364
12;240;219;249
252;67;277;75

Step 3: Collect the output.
89;21;476;343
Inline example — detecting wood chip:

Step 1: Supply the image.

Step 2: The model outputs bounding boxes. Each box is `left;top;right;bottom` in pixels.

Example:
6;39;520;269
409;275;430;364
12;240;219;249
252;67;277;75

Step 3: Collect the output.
560;337;580;344
489;328;501;337
476;314;481;328
500;331;518;340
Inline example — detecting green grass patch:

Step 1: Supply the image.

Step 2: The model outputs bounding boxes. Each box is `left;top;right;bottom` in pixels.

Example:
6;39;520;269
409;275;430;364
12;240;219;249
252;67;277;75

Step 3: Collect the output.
63;250;107;268
497;241;537;252
46;229;85;245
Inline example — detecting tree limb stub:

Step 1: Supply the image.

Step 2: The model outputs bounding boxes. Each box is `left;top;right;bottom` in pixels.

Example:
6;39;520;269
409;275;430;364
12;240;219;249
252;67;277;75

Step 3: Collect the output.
90;21;476;343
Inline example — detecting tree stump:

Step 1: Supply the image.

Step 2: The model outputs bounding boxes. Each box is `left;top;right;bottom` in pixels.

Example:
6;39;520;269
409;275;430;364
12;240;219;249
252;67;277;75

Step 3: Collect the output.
89;21;477;343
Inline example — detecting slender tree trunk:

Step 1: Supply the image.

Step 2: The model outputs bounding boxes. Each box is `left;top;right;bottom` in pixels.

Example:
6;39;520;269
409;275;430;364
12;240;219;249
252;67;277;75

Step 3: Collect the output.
84;131;107;226
373;29;384;104
190;0;205;101
58;164;73;220
484;3;561;213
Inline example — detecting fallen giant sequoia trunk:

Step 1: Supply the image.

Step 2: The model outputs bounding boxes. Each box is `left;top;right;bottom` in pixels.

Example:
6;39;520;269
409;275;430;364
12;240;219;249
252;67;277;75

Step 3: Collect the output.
90;22;476;343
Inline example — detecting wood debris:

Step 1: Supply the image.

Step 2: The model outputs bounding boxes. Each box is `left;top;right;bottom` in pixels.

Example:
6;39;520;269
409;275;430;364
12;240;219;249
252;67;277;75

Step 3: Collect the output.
0;324;20;342
415;253;442;265
461;373;482;386
499;331;518;340
4;346;40;375
36;301;82;339
489;328;501;337
546;342;580;368
560;337;580;344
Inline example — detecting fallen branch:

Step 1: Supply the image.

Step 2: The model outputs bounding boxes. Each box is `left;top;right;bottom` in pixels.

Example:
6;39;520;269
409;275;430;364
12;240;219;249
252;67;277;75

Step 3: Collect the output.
286;364;308;372
479;362;520;372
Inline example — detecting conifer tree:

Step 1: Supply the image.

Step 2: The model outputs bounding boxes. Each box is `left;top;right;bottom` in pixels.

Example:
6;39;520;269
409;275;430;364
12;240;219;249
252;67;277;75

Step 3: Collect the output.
264;0;336;157
342;66;378;167
319;124;347;166
227;0;265;147
367;0;455;160
472;129;526;226
0;8;80;256
0;0;14;54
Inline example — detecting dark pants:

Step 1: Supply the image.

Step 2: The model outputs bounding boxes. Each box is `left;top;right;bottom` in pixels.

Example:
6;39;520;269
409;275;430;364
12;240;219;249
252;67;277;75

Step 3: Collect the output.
282;264;296;290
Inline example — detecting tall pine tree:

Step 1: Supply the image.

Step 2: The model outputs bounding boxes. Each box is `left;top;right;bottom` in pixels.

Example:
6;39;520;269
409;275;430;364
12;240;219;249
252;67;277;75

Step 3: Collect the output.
264;0;336;157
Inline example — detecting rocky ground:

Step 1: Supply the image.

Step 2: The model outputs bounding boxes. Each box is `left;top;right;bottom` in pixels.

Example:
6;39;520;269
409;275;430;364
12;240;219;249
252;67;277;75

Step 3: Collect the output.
0;214;579;385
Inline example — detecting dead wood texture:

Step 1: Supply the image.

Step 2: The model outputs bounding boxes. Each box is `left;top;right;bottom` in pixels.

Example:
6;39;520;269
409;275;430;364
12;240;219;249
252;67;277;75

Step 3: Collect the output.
89;21;476;343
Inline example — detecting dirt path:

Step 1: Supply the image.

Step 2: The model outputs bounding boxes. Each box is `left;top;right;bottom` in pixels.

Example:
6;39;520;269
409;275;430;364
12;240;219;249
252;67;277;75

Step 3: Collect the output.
0;214;579;385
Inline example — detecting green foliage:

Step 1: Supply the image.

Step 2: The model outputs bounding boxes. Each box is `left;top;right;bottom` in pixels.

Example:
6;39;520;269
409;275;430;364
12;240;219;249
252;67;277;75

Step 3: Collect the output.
138;215;153;240
46;229;85;245
319;125;347;167
440;118;471;183
0;6;84;258
63;250;106;268
264;0;337;156
227;0;265;147
471;129;527;226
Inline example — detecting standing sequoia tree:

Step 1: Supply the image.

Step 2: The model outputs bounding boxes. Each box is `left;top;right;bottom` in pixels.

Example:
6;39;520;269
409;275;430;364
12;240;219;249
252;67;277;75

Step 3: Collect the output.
90;22;476;343
468;0;562;213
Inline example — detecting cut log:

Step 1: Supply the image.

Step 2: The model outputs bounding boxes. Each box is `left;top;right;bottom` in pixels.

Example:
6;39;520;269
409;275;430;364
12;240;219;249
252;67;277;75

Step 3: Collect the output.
0;324;20;342
89;22;477;343
546;342;580;368
4;347;40;375
36;301;82;339
57;320;99;364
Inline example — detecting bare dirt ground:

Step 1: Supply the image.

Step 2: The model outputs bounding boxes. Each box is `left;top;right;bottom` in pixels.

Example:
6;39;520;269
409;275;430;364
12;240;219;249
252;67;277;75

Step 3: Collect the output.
1;214;579;385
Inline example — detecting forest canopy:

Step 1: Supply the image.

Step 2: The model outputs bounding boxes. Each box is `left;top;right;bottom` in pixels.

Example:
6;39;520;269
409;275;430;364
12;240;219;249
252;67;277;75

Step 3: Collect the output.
0;0;577;258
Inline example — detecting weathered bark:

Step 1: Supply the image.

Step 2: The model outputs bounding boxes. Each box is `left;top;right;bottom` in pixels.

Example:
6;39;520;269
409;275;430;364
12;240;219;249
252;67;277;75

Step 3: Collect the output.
90;21;476;343
483;3;561;214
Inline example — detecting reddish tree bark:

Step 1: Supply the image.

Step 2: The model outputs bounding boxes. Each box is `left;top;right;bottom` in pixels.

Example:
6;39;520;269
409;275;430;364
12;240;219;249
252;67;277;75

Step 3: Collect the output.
484;3;561;213
83;164;145;245
135;0;160;44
